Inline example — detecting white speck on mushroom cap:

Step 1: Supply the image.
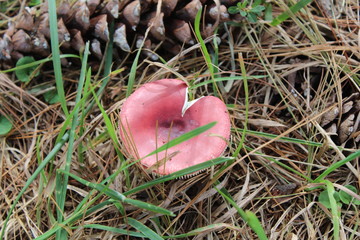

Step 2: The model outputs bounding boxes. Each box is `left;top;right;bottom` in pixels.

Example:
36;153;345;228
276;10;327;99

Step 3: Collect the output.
120;79;230;175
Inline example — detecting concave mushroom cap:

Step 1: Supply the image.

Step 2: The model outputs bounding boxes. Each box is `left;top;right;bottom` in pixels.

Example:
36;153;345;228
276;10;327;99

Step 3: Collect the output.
119;79;230;175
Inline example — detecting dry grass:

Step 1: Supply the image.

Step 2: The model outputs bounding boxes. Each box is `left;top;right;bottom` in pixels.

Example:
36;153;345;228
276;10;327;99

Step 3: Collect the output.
1;0;360;239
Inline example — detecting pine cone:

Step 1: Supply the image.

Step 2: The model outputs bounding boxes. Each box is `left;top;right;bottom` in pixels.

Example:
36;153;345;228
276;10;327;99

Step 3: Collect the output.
275;57;359;149
0;0;240;69
320;93;360;146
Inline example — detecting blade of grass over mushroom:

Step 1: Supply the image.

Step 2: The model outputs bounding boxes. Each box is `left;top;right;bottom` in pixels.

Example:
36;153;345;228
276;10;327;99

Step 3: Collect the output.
48;0;68;116
78;224;146;238
57;170;175;216
314;150;360;182
55;42;90;240
270;0;313;26
144;121;217;157
0;132;70;239
124;157;232;196
54;141;229;200
216;187;268;240
127;218;164;240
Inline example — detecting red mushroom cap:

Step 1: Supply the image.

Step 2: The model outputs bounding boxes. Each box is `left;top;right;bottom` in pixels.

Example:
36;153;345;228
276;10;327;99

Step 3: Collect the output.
120;79;230;175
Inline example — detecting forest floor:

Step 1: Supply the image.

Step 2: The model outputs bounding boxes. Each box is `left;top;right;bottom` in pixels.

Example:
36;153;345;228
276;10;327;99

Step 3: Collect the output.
1;0;360;239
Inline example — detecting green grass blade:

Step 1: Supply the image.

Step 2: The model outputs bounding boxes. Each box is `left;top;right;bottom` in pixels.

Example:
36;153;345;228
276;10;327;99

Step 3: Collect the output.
126;48;141;97
54;82;99;144
57;157;232;228
55;42;90;239
71;164;126;216
34;200;123;240
124;157;232;196
83;222;236;239
217;187;268;240
324;180;340;240
314;150;360;182
34;200;115;240
80;224;146;238
92;21;114;97
123;198;174;216
236;128;323;147
55;20;114;154
78;68;92;163
40;171;127;239
90;82;128;183
270;0;313;26
163;223;233;238
0;54;79;73
245;210;268;240
194;8;213;78
127;218;164;240
211;27;223;91
194;8;220;95
54;28;117;144
0;132;70;239
126;24;150;97
91;87;121;152
58;170;174;216
144;122;217;157
48;0;68;116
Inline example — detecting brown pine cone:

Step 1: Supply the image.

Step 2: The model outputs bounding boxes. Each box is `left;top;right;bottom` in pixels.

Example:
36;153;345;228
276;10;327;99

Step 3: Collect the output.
321;93;360;146
0;0;240;69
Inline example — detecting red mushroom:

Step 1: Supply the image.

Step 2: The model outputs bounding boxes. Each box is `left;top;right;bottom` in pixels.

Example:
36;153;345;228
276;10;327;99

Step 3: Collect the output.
119;79;230;175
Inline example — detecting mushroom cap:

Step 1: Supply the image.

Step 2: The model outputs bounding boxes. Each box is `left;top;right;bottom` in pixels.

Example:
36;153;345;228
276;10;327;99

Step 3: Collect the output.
120;79;230;175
